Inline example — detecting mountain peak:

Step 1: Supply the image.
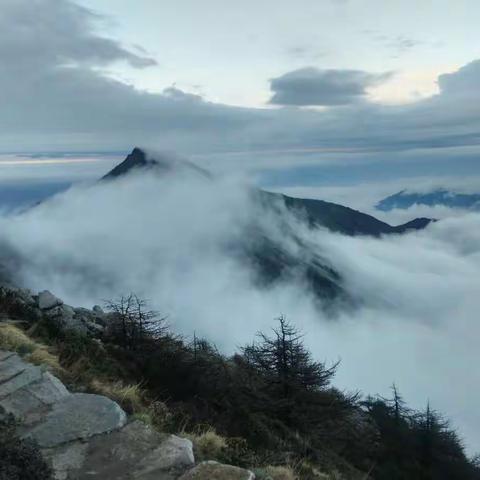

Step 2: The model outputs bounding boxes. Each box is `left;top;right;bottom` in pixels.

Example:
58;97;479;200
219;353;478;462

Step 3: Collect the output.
102;147;212;181
102;147;155;180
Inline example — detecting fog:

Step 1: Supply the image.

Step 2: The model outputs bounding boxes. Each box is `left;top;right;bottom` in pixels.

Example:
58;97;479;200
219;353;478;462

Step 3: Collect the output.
0;161;479;452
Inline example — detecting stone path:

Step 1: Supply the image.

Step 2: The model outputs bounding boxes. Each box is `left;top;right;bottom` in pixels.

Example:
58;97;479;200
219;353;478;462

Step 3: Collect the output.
0;349;255;480
0;350;192;479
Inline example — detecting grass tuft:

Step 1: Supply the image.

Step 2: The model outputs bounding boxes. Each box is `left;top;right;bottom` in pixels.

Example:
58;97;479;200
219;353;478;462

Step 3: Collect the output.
27;347;64;374
0;323;65;376
0;323;36;354
132;411;154;425
89;379;145;414
265;465;297;480
183;428;228;461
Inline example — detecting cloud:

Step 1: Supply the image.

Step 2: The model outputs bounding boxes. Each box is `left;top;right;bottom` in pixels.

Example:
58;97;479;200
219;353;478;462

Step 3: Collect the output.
0;0;155;70
285;46;326;62
362;30;425;57
437;60;480;96
268;67;391;106
0;0;261;153
1;163;480;452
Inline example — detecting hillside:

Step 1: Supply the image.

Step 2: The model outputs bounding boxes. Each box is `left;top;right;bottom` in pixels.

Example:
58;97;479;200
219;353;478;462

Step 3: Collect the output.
1;286;479;480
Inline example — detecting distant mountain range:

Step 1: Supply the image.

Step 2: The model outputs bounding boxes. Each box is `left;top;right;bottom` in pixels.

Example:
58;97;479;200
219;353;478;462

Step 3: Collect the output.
377;189;480;212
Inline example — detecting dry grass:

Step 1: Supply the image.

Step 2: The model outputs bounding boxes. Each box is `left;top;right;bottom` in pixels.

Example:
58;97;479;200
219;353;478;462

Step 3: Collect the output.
0;323;65;376
264;466;297;480
0;323;37;354
89;379;145;413
183;428;228;461
27;347;64;374
132;411;154;425
289;460;341;480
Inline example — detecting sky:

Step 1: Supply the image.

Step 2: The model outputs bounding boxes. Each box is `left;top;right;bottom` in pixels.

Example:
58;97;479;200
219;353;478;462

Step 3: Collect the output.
1;0;480;192
76;0;479;106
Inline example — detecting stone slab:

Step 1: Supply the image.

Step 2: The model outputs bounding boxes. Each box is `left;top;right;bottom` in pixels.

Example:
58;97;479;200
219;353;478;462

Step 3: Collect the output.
24;392;127;448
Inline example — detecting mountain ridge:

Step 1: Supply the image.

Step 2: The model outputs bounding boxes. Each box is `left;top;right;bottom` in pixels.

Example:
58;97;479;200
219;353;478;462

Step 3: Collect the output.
377;188;480;211
109;147;433;238
92;147;434;305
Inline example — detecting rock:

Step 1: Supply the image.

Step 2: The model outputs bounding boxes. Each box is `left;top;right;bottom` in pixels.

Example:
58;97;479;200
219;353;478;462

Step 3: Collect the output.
0;354;43;399
85;322;104;335
45;304;75;320
24;392;127;448
62;304;76;317
38;290;63;310
25;371;70;404
43;441;89;480
70;307;106;334
45;304;91;334
62;421;192;480
0;350;15;361
0;371;70;424
16;288;36;305
0;353;28;378
134;434;194;476
179;461;255;480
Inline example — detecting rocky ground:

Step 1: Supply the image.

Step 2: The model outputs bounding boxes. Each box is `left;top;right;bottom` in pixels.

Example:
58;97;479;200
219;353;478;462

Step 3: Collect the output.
0;288;256;480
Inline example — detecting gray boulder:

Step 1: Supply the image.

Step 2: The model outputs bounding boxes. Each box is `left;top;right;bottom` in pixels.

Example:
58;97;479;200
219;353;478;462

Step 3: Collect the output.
45;304;89;334
16;288;36;305
72;306;106;334
134;434;195;476
45;304;75;321
62;420;194;480
24;392;127;448
44;303;109;336
38;290;63;310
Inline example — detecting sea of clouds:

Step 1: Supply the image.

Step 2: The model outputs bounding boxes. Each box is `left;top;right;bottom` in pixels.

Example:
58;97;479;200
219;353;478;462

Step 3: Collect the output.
0;161;479;453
